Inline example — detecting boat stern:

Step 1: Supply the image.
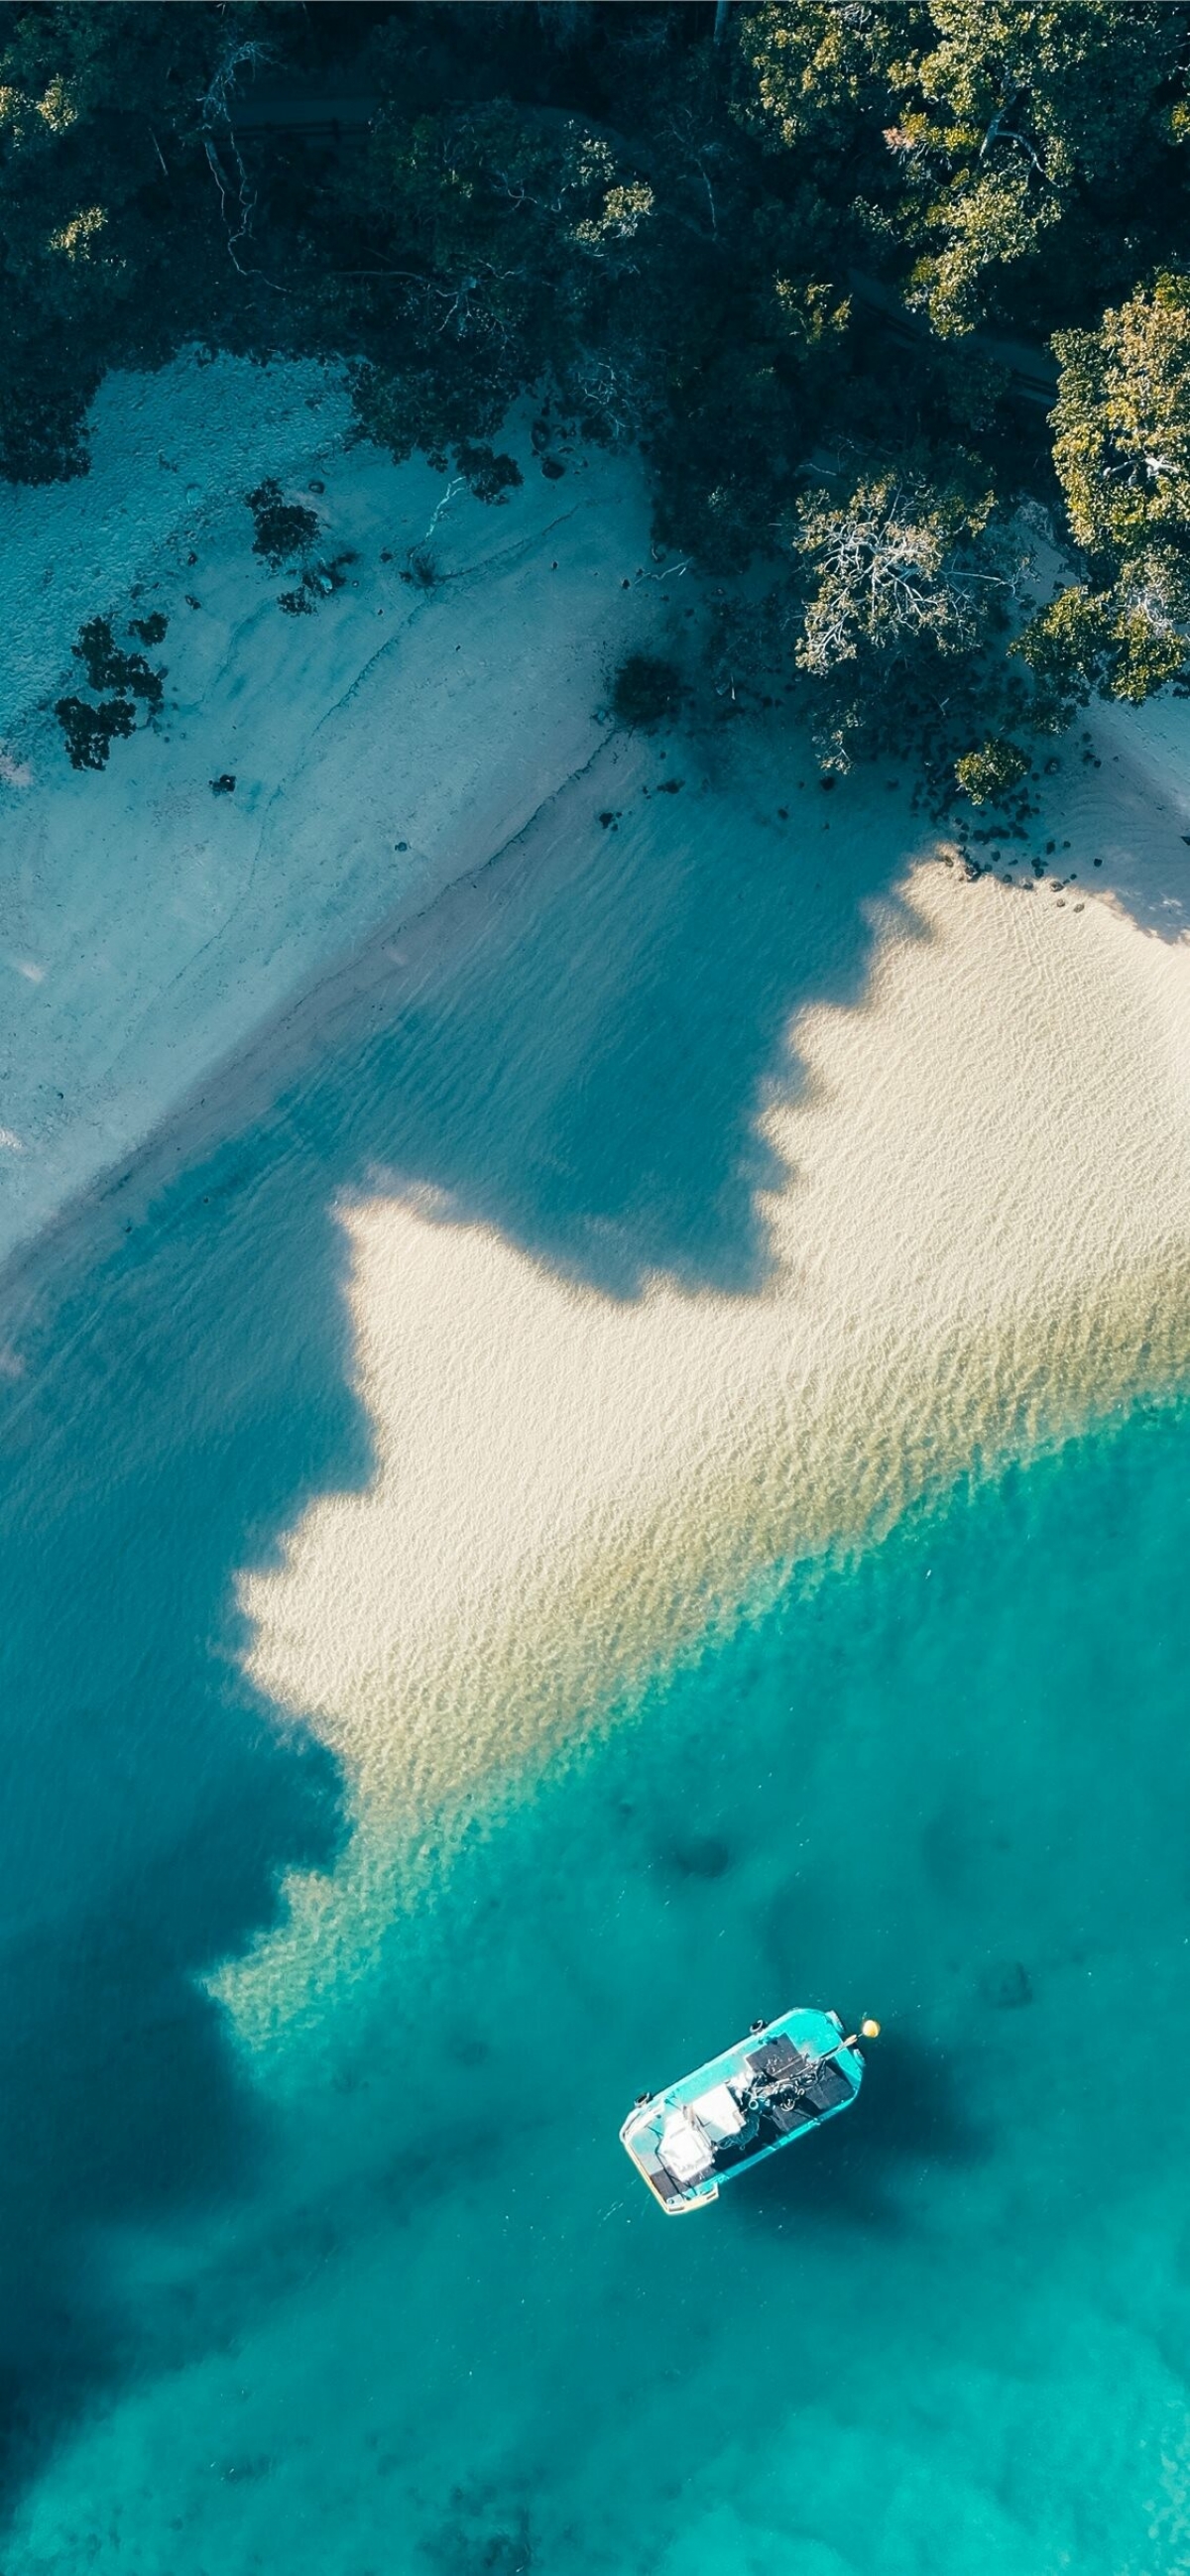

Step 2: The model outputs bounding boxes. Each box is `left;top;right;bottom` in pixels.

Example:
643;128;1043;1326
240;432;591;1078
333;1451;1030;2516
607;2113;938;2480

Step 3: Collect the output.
621;2006;873;2213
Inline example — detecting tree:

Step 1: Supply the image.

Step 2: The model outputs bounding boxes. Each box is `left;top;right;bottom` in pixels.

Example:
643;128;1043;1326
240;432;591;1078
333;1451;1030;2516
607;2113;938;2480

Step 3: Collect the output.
733;3;897;160
1012;584;1185;725
794;466;999;671
735;2;1188;340
0;4;234;480
1050;275;1190;576
885;1;1183;337
338;90;654;471
954;735;1028;801
5;0;1190;777
1011;274;1190;718
789;462;1013;764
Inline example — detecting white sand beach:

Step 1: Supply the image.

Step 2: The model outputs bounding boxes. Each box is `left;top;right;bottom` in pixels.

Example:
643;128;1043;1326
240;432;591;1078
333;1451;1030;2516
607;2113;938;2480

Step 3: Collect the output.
227;719;1190;2042
5;357;1190;2046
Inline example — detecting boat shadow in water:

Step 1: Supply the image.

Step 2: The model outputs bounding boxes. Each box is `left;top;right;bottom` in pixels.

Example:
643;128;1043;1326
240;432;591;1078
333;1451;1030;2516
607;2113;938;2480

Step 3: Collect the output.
729;2031;989;2235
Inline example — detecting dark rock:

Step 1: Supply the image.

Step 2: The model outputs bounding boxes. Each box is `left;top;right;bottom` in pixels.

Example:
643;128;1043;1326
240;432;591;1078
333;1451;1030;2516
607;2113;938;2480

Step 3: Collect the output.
56;695;136;771
211;773;236;795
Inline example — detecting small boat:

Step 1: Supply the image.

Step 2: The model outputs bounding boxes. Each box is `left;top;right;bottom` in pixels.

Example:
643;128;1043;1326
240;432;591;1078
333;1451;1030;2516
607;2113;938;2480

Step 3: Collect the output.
620;2006;879;2213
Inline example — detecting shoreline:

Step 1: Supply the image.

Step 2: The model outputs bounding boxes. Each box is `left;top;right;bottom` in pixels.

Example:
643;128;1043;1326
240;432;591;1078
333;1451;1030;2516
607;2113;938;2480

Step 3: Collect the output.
203;726;1190;2043
0;354;658;1279
5;354;1190;1320
0;720;644;1341
5;360;1190;2052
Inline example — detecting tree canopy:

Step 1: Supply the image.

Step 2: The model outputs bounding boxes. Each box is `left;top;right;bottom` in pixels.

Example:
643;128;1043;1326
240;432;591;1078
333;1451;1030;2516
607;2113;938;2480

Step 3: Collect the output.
9;0;1190;785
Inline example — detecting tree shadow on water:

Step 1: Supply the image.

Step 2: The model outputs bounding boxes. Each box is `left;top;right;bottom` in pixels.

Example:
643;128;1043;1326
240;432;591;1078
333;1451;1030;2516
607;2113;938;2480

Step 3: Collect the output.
0;1147;360;2512
0;758;913;2516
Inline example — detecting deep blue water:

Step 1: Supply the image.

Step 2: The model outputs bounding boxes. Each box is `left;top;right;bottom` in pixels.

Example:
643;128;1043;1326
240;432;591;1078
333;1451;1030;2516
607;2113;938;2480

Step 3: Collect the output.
0;791;1188;2571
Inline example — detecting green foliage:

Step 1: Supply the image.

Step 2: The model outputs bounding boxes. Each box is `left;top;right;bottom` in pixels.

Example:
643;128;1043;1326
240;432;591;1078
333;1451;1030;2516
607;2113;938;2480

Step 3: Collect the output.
889;2;1179;337
0;3;233;481
611;653;681;729
1013;583;1186;724
954;735;1028;802
652;349;801;573
725;3;1190;742
793;466;999;671
734;4;897;157
736;1;1188;338
8;0;1190;773
341;87;656;470
1050;278;1190;578
789;462;1013;765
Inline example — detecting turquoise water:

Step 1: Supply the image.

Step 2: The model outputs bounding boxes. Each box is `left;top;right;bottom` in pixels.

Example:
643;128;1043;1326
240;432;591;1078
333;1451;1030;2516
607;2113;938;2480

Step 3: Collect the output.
2;798;1189;2572
5;1331;1190;2571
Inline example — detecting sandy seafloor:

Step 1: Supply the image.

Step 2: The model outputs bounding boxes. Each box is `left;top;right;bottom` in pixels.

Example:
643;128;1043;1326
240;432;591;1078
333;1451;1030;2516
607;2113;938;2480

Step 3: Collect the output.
3;358;1190;2574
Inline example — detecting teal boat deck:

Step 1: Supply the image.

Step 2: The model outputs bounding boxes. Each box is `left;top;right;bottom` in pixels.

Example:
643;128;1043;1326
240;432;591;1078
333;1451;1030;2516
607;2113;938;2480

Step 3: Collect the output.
620;2007;867;2213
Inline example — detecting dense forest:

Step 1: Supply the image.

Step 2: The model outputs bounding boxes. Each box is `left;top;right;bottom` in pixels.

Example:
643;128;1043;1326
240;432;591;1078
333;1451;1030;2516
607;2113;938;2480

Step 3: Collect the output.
6;0;1190;787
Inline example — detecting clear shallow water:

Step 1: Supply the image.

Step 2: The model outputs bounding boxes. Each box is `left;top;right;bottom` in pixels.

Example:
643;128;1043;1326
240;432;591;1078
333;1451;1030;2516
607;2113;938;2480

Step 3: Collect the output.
1;788;1189;2573
4;1363;1190;2573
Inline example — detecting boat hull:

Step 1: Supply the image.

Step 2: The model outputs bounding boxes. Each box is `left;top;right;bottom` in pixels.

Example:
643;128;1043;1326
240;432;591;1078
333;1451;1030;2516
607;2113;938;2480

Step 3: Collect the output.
620;2007;864;2213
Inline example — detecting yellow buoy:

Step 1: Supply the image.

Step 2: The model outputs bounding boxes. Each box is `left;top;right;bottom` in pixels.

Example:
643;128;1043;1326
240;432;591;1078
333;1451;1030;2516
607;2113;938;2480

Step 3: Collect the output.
860;2016;882;2041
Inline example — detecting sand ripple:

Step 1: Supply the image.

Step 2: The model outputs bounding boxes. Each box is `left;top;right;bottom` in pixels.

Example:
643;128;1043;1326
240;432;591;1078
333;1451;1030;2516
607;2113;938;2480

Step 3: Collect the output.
221;840;1190;2043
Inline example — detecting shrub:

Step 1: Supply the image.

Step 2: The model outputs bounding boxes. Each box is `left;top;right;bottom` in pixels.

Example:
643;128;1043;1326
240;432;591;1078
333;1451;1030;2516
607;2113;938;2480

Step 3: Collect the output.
954;737;1029;804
